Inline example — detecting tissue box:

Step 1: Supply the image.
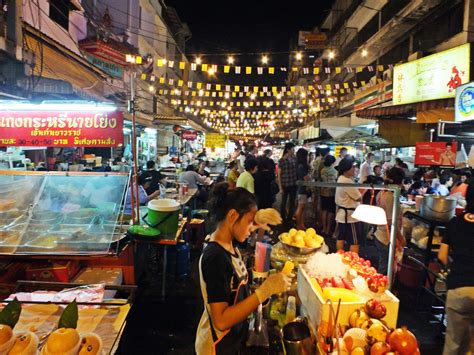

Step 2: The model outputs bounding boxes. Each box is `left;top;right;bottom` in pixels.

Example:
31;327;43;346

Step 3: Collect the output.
72;267;123;298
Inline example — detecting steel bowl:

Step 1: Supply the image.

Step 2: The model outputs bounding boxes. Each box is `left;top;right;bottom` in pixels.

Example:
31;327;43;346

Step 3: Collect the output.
278;235;321;255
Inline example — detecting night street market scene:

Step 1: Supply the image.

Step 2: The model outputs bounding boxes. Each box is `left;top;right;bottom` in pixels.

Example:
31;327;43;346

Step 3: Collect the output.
0;0;473;354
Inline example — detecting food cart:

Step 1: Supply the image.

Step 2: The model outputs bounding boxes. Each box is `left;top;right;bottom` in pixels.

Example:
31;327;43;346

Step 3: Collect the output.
0;170;137;353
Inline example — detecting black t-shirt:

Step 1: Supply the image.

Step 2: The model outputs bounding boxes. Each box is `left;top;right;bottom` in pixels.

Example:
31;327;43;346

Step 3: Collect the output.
142;170;163;194
200;242;249;354
201;242;248;303
442;213;474;290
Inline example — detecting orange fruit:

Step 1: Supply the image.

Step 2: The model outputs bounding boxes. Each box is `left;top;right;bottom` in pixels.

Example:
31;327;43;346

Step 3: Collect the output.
9;332;36;354
45;328;80;353
0;324;13;345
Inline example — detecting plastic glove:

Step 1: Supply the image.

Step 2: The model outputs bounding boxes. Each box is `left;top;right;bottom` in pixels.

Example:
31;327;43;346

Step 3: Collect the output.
254;208;282;231
255;272;293;304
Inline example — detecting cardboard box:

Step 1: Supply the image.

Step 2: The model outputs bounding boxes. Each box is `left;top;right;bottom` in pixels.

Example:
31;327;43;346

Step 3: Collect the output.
297;267;399;330
25;261;81;283
73;267;123;298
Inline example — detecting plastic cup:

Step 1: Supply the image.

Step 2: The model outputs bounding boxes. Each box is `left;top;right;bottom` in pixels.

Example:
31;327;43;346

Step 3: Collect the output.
415;195;424;210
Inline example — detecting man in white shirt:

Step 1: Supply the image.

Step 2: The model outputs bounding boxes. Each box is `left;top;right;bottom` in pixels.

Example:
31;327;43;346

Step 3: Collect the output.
335;157;362;253
359;152;375;183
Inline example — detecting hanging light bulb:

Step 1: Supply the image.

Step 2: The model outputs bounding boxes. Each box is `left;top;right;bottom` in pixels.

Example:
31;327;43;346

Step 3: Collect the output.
149;86;154;92
361;49;368;57
208;68;215;75
328;51;335;60
295;52;303;60
262;55;269;64
227;56;234;64
195;57;202;65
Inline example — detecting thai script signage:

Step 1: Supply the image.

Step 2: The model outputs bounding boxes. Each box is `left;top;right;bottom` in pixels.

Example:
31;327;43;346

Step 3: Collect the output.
0;111;123;147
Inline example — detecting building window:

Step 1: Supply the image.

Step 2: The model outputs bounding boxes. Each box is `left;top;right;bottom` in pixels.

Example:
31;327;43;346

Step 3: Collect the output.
49;0;70;30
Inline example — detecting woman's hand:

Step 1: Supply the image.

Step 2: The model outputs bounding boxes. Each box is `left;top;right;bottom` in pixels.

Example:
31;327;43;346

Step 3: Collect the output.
255;272;293;303
254;208;282;231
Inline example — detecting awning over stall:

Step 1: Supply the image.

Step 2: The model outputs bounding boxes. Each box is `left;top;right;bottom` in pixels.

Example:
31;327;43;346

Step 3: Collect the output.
356;98;454;120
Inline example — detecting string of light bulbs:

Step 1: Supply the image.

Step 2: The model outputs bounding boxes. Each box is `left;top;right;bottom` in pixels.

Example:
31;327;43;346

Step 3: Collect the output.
139;73;374;93
127;54;393;74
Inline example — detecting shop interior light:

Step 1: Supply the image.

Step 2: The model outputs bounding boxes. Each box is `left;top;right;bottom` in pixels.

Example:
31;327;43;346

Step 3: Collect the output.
0;101;117;112
408;116;417;120
144;127;157;134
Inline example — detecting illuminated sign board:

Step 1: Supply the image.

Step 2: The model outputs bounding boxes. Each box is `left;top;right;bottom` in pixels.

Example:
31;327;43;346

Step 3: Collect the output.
393;43;470;105
455;81;474;122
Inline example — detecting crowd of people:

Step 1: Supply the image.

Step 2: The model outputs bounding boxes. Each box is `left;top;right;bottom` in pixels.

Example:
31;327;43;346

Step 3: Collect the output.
222;143;473;269
217;143;473;354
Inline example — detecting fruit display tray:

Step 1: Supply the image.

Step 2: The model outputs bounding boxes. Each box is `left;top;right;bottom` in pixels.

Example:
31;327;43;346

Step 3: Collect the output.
297;267;399;331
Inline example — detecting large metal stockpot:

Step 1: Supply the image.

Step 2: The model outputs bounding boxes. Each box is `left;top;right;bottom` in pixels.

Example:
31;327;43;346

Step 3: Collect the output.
419;195;457;222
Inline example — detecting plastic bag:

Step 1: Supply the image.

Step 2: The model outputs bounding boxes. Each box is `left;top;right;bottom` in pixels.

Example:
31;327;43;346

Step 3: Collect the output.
411;224;428;242
246;304;269;347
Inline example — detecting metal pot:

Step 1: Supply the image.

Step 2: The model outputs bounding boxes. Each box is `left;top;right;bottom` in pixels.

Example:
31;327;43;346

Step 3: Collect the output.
419;195;457;222
281;318;315;355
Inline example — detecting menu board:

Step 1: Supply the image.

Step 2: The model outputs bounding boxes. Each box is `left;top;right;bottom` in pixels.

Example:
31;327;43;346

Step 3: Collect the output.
415;142;457;168
205;133;226;149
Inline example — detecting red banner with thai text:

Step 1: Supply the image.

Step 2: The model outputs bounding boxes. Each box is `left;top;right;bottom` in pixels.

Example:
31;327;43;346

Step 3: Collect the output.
0;111;123;147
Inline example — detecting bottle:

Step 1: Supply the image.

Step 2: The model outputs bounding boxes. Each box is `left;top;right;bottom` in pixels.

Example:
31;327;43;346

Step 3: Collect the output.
286;295;296;324
159;183;166;199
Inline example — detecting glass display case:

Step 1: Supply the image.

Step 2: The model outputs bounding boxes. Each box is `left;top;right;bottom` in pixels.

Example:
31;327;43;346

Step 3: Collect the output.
0;171;129;255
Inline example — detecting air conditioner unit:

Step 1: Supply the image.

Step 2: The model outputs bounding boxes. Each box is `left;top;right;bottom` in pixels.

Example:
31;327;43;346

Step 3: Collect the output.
408;51;423;62
383;68;392;81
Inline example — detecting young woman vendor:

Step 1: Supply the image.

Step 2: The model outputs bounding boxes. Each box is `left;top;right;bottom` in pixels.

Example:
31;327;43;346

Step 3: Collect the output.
438;179;474;354
195;183;291;354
